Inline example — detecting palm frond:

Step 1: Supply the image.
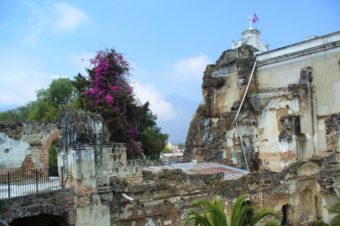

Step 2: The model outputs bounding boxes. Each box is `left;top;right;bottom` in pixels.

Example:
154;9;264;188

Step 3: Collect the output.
183;209;211;226
249;208;280;226
230;195;249;225
184;195;280;226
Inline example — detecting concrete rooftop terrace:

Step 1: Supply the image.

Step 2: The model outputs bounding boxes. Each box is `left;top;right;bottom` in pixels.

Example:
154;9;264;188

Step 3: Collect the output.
144;162;248;180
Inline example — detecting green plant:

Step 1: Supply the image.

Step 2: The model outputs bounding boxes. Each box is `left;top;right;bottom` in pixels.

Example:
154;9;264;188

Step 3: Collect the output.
330;202;340;226
184;195;280;226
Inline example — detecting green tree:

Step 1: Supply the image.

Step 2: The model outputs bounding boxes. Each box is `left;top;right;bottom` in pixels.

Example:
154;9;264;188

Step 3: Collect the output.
27;78;77;121
141;127;168;159
47;78;76;106
0;110;16;121
184;195;280;226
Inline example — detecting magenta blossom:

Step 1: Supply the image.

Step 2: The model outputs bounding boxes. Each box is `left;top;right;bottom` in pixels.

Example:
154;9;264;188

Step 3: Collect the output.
129;127;138;138
105;94;113;104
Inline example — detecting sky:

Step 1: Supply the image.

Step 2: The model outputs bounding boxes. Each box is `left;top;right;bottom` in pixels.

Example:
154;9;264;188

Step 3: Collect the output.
0;0;339;143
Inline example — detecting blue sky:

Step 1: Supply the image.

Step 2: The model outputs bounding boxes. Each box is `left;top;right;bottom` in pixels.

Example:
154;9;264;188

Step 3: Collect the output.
0;0;339;142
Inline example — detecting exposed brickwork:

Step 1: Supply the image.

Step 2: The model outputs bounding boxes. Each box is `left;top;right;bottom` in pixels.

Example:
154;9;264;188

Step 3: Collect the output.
21;154;35;173
40;130;61;170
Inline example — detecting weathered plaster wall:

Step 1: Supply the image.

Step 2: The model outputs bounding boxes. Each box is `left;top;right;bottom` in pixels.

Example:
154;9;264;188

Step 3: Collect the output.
75;194;111;226
0;122;58;170
256;44;340;170
0;132;29;169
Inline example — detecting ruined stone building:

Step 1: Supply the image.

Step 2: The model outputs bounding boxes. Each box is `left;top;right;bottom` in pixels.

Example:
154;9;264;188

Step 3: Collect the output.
0;28;340;226
0;110;248;226
184;28;340;223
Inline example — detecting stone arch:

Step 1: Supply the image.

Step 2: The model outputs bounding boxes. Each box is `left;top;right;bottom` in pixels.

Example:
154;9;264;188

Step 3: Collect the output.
40;130;61;170
5;204;68;225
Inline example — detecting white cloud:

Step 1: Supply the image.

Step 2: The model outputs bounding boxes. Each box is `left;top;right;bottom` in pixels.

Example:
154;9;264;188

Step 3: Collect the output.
0;70;51;106
0;50;52;107
132;81;177;121
164;54;211;81
24;2;90;44
53;2;90;33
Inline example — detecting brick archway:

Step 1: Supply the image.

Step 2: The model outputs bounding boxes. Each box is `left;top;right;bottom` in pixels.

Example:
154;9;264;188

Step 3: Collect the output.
40;130;61;170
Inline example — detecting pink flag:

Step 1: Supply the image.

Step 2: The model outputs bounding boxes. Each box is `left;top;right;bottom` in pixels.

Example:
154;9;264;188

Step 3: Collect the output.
252;12;259;23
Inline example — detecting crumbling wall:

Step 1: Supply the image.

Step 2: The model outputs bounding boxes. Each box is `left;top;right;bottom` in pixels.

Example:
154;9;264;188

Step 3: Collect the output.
58;110;113;226
184;45;257;167
325;114;340;153
110;168;225;226
107;154;339;225
0;122;58;170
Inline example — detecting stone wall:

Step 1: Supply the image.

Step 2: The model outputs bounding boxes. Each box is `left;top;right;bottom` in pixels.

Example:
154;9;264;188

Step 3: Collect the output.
0;122;59;170
0;189;74;225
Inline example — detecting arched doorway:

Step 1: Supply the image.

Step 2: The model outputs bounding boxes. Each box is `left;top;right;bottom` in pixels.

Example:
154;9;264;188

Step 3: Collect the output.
40;130;61;175
10;214;67;226
281;204;290;226
48;141;59;176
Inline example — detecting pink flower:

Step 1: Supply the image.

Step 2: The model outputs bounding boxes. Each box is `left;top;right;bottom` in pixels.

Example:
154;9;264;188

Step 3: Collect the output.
111;85;121;92
105;94;113;104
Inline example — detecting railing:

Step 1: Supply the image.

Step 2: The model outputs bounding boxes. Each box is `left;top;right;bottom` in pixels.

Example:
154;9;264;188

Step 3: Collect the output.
0;168;63;199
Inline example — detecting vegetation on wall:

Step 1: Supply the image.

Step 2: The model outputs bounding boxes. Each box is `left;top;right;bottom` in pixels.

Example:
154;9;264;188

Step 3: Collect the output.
0;49;168;159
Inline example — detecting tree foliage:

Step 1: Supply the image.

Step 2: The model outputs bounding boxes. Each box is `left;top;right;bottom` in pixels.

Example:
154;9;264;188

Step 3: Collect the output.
184;195;280;226
79;49;167;158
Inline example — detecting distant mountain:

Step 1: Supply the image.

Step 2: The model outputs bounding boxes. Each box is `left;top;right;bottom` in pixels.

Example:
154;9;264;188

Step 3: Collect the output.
157;94;199;144
0;105;16;112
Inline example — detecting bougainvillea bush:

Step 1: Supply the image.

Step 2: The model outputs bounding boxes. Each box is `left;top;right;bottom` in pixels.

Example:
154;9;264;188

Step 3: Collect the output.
83;49;167;158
